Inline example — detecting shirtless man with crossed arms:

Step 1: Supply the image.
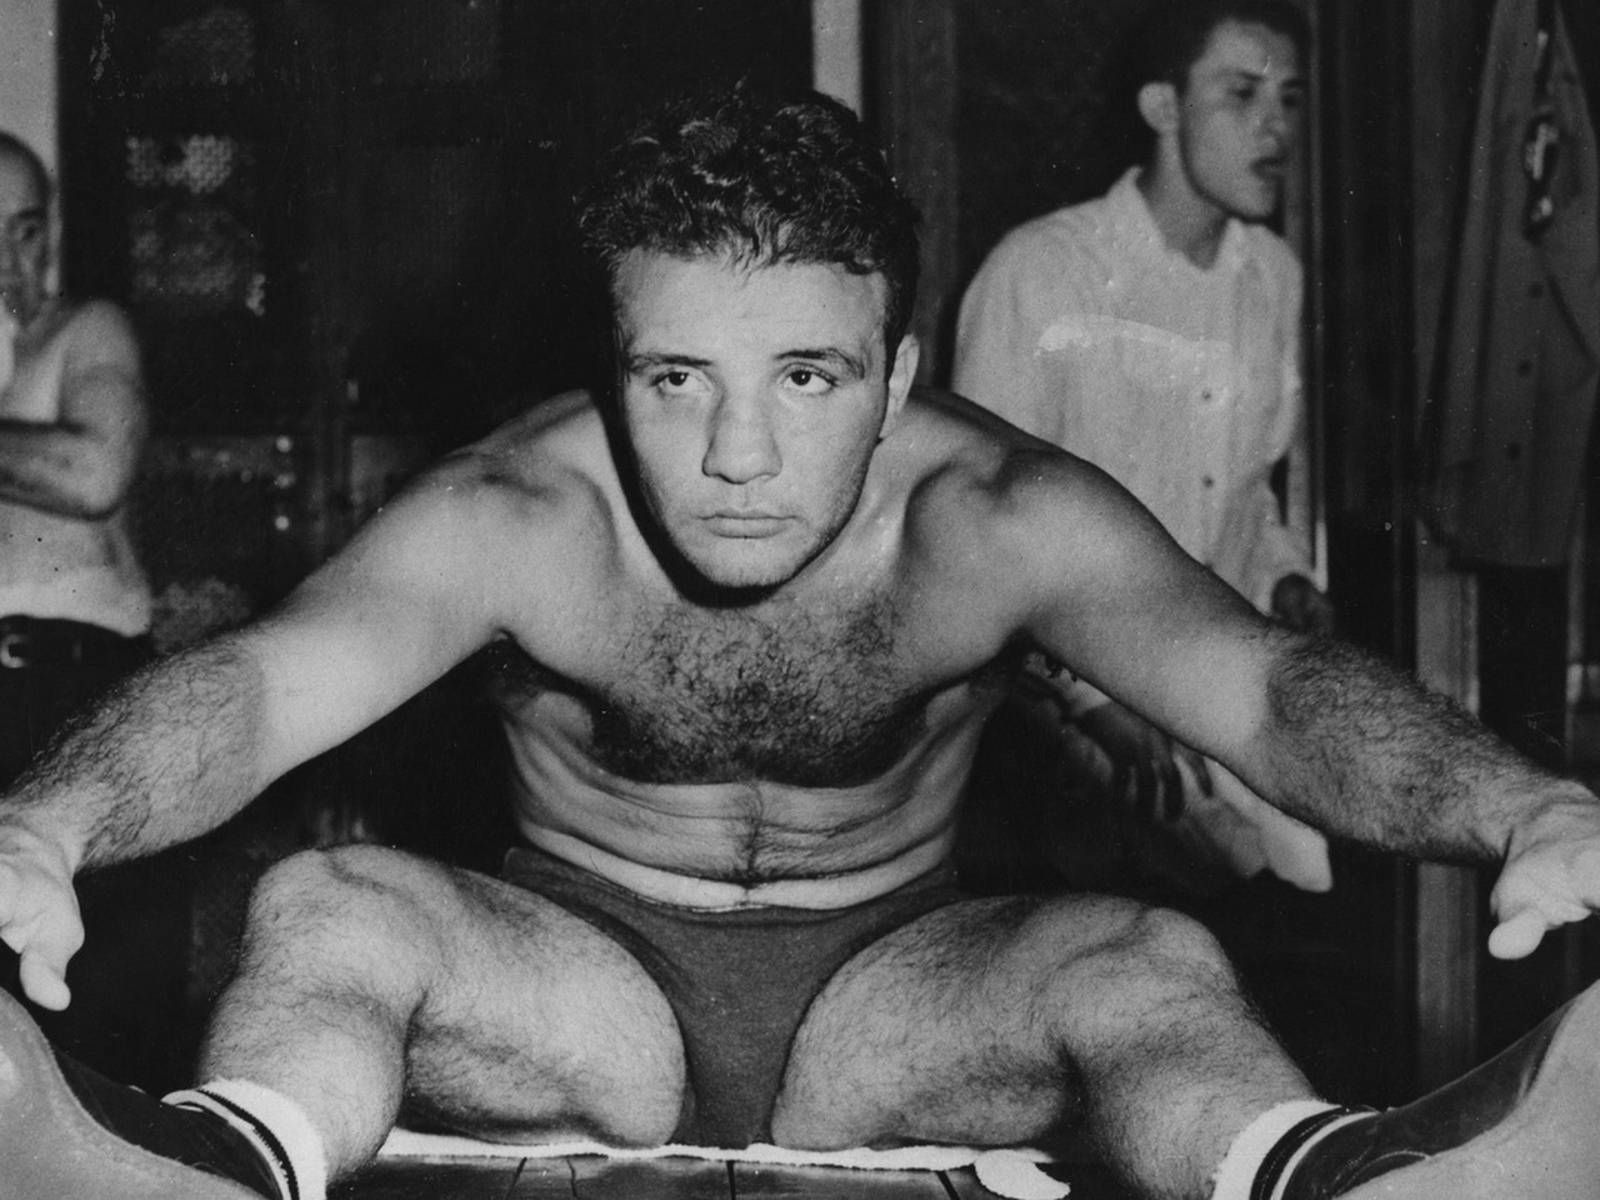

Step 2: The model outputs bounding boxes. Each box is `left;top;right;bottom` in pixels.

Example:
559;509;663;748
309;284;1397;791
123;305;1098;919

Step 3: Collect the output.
0;87;1596;1200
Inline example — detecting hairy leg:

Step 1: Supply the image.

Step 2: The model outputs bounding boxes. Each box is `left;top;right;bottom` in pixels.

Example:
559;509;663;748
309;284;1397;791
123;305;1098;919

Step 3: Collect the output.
198;846;687;1179
772;892;1314;1200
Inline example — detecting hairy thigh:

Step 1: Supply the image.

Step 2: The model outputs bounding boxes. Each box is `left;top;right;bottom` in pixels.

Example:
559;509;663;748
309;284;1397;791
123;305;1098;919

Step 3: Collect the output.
771;891;1227;1150
217;846;687;1146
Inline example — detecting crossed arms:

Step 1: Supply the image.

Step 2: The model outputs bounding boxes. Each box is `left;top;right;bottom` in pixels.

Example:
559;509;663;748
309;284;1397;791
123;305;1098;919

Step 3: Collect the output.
0;301;147;519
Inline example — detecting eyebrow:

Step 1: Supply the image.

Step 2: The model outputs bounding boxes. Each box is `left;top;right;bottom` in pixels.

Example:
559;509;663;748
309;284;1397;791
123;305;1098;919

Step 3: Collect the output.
780;347;868;379
623;351;711;373
1218;66;1306;89
623;346;869;379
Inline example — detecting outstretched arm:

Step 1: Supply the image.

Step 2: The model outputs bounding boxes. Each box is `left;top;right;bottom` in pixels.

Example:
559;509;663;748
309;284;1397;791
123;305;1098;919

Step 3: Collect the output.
1250;632;1600;957
0;464;516;1008
0;635;272;1009
1005;450;1600;959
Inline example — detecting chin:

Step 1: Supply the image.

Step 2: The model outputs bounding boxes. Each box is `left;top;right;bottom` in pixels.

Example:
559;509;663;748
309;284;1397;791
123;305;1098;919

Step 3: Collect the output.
673;535;816;596
689;554;800;594
1244;185;1283;220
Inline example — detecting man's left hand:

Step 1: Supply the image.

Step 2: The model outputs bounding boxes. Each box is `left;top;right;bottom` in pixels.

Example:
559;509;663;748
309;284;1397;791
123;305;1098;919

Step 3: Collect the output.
1489;798;1600;958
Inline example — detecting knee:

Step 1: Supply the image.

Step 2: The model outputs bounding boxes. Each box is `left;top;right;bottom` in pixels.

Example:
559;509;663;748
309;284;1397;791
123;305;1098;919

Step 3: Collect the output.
1108;903;1231;974
244;846;454;981
1025;896;1237;1003
252;844;406;918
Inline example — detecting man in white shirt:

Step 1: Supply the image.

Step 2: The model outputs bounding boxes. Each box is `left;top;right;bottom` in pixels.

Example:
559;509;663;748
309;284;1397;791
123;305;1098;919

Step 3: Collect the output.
954;0;1332;889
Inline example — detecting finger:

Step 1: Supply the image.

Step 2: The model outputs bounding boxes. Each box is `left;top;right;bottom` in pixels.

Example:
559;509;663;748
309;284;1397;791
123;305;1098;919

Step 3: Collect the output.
1487;907;1549;960
1158;754;1183;822
0;859;23;926
1110;762;1131;810
18;950;70;1011
1135;759;1160;823
1122;760;1145;820
1;894;85;996
1569;845;1600;905
1176;746;1213;797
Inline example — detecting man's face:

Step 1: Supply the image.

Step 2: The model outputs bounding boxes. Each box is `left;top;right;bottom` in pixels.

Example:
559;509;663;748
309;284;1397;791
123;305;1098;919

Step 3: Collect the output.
0;150;49;324
614;250;914;593
1176;20;1305;222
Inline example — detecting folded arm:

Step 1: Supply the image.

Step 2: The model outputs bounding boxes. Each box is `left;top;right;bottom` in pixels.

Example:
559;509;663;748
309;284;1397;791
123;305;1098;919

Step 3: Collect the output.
0;301;147;518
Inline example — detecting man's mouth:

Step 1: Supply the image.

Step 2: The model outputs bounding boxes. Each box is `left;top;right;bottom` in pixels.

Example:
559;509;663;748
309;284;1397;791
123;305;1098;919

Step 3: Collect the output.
702;512;791;537
1252;157;1288;182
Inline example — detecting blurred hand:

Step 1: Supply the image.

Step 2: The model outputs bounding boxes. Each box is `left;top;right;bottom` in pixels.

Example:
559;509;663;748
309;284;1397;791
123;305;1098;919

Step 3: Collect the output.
1076;700;1212;823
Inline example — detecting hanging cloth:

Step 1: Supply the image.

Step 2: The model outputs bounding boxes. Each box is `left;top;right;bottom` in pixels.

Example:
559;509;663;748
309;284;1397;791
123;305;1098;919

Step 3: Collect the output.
1421;0;1600;567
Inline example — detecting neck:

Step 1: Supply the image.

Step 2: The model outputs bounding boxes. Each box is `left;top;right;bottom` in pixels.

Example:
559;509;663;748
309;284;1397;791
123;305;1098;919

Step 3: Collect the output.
1136;161;1229;269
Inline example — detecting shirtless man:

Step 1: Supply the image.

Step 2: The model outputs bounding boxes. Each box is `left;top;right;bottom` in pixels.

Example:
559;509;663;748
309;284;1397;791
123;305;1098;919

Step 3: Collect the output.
0;87;1597;1200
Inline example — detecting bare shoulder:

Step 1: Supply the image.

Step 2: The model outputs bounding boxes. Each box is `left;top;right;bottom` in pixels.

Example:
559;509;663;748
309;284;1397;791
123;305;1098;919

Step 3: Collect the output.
897;390;1140;544
51;296;141;365
891;388;1183;603
60;296;136;335
409;388;609;507
346;390;622;586
888;388;1257;688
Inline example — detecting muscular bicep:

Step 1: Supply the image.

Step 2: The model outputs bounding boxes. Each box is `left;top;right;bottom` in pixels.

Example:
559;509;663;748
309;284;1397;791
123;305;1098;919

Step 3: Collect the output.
1014;460;1279;764
239;477;522;781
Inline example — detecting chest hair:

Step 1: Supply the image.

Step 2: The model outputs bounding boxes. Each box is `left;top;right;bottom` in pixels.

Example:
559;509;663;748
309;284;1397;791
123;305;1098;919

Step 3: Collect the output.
584;594;927;788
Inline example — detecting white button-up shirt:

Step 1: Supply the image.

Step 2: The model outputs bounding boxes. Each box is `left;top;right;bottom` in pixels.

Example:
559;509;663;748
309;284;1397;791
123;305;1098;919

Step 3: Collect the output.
953;168;1311;615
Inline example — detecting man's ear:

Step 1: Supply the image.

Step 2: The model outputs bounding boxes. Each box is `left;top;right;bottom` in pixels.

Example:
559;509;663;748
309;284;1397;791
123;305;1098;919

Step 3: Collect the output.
880;333;920;437
1137;81;1180;137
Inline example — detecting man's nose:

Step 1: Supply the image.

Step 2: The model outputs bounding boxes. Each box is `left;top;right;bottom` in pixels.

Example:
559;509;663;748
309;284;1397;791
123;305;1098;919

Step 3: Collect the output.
703;392;781;483
1259;101;1293;146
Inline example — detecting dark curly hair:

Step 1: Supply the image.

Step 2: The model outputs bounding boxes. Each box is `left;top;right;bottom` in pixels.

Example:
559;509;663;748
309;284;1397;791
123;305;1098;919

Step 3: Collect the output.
576;84;922;359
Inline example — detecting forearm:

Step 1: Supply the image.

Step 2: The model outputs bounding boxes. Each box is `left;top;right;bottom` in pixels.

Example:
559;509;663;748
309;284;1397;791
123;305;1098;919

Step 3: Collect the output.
0;421;129;518
2;636;274;871
1252;633;1594;860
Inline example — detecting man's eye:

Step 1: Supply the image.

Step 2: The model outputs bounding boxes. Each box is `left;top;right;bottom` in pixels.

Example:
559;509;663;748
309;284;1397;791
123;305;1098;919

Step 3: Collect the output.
653;370;697;392
785;367;834;394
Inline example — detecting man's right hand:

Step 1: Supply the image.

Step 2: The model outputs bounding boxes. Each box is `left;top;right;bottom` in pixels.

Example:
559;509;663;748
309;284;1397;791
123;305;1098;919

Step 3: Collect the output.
0;822;82;1010
1076;700;1212;822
